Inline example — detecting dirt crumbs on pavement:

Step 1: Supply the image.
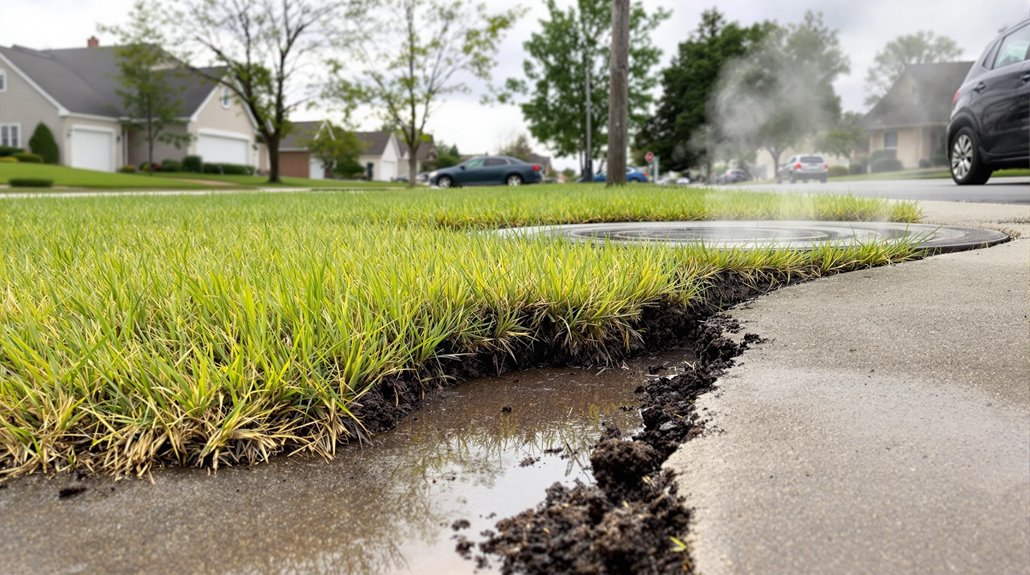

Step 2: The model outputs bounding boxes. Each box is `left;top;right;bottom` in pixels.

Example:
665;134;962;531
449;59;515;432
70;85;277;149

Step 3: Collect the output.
478;315;763;574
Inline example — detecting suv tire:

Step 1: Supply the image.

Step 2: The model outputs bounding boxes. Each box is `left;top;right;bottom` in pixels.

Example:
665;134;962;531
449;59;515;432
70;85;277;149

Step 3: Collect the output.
949;127;992;185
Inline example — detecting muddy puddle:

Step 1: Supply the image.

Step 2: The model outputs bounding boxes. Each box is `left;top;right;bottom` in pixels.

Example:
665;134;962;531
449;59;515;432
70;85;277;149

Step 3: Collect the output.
0;345;695;575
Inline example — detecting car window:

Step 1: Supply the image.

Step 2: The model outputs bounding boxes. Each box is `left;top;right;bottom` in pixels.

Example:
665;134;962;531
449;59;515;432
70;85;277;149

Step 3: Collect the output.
484;158;508;167
801;156;824;163
464;158;485;169
992;24;1030;69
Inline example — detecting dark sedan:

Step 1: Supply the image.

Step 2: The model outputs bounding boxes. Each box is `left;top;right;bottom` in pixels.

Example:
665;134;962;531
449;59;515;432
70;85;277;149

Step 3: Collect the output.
428;156;544;188
948;17;1030;185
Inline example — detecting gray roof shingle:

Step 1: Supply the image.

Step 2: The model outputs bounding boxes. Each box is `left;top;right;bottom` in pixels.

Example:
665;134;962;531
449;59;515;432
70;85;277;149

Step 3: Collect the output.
355;131;391;156
861;62;973;129
0;44;224;118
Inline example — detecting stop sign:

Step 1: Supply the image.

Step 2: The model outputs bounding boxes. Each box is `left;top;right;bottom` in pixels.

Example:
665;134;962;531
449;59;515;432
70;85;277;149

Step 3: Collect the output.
645;151;654;164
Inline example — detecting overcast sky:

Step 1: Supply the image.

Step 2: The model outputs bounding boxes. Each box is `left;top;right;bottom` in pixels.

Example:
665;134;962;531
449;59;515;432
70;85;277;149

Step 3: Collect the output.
4;0;1028;169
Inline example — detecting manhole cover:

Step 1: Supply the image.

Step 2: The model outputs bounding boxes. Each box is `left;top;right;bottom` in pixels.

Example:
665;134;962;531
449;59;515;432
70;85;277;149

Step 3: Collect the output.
497;221;1009;253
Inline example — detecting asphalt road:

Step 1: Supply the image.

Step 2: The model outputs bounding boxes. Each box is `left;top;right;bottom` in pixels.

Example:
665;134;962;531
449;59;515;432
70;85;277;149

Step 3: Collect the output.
731;176;1029;204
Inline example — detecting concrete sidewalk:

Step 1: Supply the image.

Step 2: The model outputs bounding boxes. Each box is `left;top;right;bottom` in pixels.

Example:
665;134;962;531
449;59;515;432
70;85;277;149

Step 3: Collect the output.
668;201;1030;574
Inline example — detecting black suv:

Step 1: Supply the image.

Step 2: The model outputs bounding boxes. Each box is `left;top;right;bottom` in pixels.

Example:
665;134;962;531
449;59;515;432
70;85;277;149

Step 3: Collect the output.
948;18;1030;185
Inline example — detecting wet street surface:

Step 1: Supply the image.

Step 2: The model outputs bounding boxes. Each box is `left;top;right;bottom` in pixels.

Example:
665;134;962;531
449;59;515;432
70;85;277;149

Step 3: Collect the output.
0;346;695;575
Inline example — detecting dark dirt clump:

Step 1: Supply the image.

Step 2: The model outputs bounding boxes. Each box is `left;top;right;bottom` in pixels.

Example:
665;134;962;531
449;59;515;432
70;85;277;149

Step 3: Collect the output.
478;279;770;574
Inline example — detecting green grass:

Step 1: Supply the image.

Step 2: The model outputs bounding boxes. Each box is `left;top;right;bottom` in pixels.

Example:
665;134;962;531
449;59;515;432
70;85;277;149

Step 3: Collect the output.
0;164;209;190
0;164;407;191
0;188;922;478
156;172;406;189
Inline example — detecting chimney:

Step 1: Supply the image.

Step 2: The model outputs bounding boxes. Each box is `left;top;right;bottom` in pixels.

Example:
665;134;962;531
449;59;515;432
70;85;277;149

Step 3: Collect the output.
87;36;99;48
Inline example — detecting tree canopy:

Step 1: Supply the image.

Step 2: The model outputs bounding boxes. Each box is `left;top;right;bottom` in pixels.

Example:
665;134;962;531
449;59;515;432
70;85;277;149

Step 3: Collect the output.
327;0;519;186
712;11;850;170
505;0;668;175
635;9;770;174
865;31;962;107
161;0;340;182
99;0;192;172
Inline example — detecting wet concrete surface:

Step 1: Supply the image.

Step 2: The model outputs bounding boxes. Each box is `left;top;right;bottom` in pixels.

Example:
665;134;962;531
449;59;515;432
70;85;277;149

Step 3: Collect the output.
0;346;695;575
732;176;1030;204
667;236;1030;574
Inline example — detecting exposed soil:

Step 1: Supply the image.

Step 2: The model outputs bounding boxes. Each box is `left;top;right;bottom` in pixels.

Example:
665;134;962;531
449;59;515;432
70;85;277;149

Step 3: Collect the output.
473;278;772;575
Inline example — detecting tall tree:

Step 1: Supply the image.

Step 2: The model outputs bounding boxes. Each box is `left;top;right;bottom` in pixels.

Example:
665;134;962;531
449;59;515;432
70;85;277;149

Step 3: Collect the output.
305;122;364;178
635;9;771;176
163;0;340;183
327;0;519;186
712;11;849;171
498;133;534;162
99;0;192;173
606;0;630;186
816;111;866;160
865;31;962;107
504;0;668;176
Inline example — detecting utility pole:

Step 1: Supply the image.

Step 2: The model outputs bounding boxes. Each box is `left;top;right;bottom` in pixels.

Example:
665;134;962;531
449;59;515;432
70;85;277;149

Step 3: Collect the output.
606;0;630;186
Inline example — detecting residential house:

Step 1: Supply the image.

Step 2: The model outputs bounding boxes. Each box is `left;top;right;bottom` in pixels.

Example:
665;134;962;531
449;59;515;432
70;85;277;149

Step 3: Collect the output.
860;61;973;169
355;130;401;181
0;37;262;172
279;120;330;180
397;136;437;179
526;152;553;175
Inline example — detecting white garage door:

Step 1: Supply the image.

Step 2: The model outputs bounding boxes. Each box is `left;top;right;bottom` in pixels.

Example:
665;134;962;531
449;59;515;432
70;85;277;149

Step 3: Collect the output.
70;129;115;172
379;160;397;181
197;133;250;165
308;156;325;180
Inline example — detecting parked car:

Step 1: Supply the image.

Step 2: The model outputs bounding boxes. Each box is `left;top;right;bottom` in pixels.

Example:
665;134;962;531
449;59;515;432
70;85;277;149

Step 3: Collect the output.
580;167;649;183
428;156;543;188
676;177;691;186
948;17;1030;185
776;155;828;183
715;168;751;184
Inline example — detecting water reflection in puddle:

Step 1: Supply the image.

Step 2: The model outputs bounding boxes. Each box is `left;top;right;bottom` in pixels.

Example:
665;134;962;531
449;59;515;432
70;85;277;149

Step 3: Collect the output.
0;346;694;575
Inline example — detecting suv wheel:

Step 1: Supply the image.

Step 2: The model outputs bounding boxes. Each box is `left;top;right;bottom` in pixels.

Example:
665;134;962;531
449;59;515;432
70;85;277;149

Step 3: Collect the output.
950;127;991;185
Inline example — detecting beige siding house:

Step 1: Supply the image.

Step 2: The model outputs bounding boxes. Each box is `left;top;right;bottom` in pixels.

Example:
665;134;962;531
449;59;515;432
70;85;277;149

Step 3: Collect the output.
356;131;401;181
0;38;262;172
861;62;973;169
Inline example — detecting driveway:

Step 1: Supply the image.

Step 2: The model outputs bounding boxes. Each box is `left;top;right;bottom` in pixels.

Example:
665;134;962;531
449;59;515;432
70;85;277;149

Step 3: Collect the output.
666;200;1030;574
731;176;1030;204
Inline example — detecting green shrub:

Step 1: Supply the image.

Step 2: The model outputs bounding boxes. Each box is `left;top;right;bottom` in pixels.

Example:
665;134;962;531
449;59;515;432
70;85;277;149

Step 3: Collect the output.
870;149;896;163
161;159;182;172
182;155;203;172
119;165;137;174
13;152;43;164
8;178;53;188
202;163;254;175
219;163;253;175
849;160;868;175
828;165;849;178
0;157;17;164
0;146;23;158
28;123;59;164
870;157;904;173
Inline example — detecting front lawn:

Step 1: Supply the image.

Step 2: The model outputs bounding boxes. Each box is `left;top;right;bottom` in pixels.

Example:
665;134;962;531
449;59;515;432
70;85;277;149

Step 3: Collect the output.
157;172;407;189
0;164;209;190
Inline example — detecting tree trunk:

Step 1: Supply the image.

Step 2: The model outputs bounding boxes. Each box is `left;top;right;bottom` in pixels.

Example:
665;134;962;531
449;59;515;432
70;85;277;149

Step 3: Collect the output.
606;0;630;186
267;136;281;183
408;137;419;187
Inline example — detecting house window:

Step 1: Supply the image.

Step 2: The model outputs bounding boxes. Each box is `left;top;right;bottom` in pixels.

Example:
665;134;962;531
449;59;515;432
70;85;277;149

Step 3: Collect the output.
220;87;232;109
883;131;898;150
0;69;6;93
0;124;20;147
